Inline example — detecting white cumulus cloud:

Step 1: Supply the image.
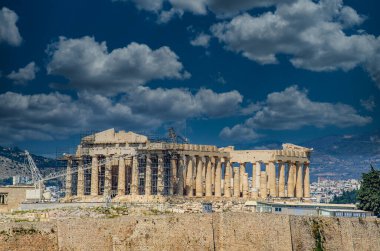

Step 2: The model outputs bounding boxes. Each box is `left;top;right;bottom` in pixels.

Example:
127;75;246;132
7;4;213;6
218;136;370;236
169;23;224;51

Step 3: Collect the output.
0;7;22;46
46;36;190;94
115;0;296;22
190;33;211;48
220;85;372;142
211;0;380;88
0;86;245;142
7;62;39;85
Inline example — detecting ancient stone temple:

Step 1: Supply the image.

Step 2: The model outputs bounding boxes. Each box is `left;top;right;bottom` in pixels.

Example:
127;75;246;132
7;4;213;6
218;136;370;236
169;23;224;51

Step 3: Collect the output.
64;129;312;201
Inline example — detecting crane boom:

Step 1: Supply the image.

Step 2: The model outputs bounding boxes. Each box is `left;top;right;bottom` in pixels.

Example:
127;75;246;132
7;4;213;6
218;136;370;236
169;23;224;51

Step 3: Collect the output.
24;150;43;185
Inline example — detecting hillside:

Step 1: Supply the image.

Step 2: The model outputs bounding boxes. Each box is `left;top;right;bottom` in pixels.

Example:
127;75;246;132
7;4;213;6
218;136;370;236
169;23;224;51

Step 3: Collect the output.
0;146;63;184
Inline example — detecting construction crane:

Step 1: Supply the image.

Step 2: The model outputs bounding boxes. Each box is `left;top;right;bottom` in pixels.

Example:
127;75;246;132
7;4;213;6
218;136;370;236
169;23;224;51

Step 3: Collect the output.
23;149;136;201
168;127;189;144
24;150;43;188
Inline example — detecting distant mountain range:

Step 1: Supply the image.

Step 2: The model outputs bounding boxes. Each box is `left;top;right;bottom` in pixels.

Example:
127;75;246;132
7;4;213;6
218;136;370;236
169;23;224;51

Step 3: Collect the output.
1;130;379;184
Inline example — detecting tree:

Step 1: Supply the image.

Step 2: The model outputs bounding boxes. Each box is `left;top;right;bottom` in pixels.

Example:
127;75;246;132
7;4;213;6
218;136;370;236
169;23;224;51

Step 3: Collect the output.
357;165;380;216
331;190;357;204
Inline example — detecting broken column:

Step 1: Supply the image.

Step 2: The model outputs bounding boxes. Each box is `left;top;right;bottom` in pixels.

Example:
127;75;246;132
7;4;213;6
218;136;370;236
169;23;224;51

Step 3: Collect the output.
90;155;99;196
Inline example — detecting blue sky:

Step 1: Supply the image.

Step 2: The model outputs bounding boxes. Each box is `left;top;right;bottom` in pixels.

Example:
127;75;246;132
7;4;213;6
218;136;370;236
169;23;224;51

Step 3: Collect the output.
0;0;379;156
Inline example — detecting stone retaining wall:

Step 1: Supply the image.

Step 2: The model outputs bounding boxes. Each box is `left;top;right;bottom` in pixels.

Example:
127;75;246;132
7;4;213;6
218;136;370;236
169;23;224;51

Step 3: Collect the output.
0;213;379;251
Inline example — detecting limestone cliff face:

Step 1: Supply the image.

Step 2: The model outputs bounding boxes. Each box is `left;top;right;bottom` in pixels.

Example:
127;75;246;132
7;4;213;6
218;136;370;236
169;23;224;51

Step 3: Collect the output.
0;213;379;251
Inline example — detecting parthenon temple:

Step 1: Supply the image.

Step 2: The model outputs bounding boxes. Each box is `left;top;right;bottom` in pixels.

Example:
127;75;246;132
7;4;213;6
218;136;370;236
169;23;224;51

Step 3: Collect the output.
64;129;312;201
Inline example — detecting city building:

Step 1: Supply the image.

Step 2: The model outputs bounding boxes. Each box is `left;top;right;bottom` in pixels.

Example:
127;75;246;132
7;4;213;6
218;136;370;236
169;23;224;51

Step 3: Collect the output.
0;185;36;212
255;201;373;218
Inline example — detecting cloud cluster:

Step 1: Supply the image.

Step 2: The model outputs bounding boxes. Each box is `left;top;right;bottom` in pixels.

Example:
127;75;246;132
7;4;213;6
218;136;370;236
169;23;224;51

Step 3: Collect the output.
117;0;294;22
127;87;242;119
220;86;372;142
0;7;22;46
47;36;189;94
0;87;244;142
7;62;39;85
211;0;380;87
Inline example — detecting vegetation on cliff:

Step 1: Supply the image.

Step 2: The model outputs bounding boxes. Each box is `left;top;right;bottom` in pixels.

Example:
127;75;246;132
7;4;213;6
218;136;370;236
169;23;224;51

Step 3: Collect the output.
357;165;380;216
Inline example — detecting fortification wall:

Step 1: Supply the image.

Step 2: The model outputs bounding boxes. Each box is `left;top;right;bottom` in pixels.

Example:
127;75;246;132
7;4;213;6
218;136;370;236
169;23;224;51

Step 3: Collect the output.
0;213;379;251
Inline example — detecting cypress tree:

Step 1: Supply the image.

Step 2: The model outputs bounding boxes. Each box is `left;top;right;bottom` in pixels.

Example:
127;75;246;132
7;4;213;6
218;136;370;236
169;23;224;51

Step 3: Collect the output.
357;165;380;216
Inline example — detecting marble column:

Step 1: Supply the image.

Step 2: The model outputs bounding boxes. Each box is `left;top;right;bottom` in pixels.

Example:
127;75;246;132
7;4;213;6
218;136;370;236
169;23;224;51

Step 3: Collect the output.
278;161;285;197
296;162;304;198
157;154;164;195
185;156;194;197
268;161;276;197
170;157;177;195
233;167;240;197
239;163;245;193
104;156;112;196
125;158;132;195
215;158;222;197
77;158;85;197
177;156;184;196
117;157;126;196
65;158;73;197
243;173;249;198
260;171;267;199
211;157;215;194
131;155;139;195
252;162;261;198
255;162;261;191
303;163;311;198
90;155;99;196
145;154;152;196
251;162;256;193
224;159;232;197
205;157;212;197
287;162;295;197
196;156;203;197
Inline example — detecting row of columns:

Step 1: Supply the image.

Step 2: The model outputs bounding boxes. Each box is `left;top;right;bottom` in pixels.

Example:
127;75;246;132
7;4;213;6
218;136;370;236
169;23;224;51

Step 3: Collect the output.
65;155;310;199
251;161;311;199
